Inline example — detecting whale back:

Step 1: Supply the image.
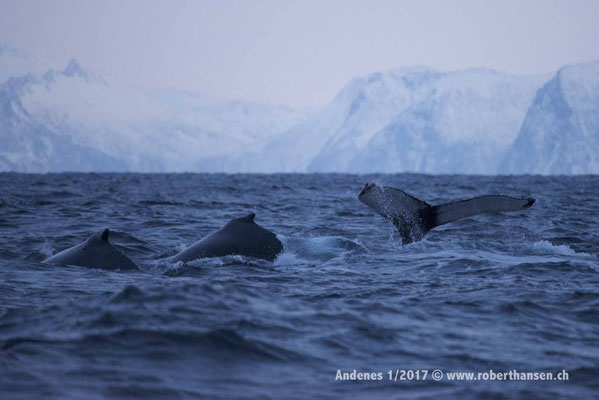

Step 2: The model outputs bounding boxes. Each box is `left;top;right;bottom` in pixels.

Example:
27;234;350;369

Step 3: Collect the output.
43;229;138;270
171;213;283;262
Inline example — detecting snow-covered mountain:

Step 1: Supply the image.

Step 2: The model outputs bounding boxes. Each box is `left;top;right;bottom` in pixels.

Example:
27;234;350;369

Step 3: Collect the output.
240;67;436;172
249;64;596;175
1;42;598;174
244;67;546;173
0;44;306;172
345;69;547;174
500;61;599;174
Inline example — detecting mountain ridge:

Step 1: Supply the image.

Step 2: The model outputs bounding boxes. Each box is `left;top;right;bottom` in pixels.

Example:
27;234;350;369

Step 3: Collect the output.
1;42;597;174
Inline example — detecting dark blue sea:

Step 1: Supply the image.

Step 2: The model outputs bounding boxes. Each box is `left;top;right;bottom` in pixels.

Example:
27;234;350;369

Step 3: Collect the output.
1;173;598;399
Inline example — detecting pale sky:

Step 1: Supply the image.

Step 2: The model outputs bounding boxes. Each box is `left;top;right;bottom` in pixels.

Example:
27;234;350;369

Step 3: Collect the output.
1;0;598;106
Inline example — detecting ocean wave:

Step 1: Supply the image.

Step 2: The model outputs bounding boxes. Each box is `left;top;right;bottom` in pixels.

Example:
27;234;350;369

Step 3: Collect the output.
2;328;306;363
533;240;580;256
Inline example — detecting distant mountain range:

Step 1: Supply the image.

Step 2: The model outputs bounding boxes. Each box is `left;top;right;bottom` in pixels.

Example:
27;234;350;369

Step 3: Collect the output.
1;42;597;174
0;44;306;172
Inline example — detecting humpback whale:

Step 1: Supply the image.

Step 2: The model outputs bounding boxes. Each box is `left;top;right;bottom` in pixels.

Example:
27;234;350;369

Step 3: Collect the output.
358;183;535;244
171;213;283;262
43;229;138;270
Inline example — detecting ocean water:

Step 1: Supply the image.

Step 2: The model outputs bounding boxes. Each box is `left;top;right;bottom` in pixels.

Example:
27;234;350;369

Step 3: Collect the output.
0;173;598;399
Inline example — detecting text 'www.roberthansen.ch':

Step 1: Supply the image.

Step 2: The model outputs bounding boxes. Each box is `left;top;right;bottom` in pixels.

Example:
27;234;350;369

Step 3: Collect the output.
335;369;570;382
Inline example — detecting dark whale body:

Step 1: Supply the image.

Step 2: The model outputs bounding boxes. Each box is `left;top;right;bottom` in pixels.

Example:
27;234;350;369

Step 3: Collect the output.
171;213;283;262
359;183;535;244
43;229;138;270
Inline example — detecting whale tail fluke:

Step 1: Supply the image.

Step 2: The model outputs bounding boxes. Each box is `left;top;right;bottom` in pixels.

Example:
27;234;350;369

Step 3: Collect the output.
358;183;535;244
432;195;535;226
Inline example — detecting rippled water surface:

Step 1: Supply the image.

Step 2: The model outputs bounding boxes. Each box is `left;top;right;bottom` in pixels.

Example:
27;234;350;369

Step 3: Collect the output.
1;173;598;399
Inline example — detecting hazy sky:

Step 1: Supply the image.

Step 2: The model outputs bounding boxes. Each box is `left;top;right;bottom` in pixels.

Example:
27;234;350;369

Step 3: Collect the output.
1;0;598;106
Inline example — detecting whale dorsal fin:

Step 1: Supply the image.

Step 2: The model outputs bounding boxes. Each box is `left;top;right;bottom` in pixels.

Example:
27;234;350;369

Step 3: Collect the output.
238;213;256;223
101;229;110;241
